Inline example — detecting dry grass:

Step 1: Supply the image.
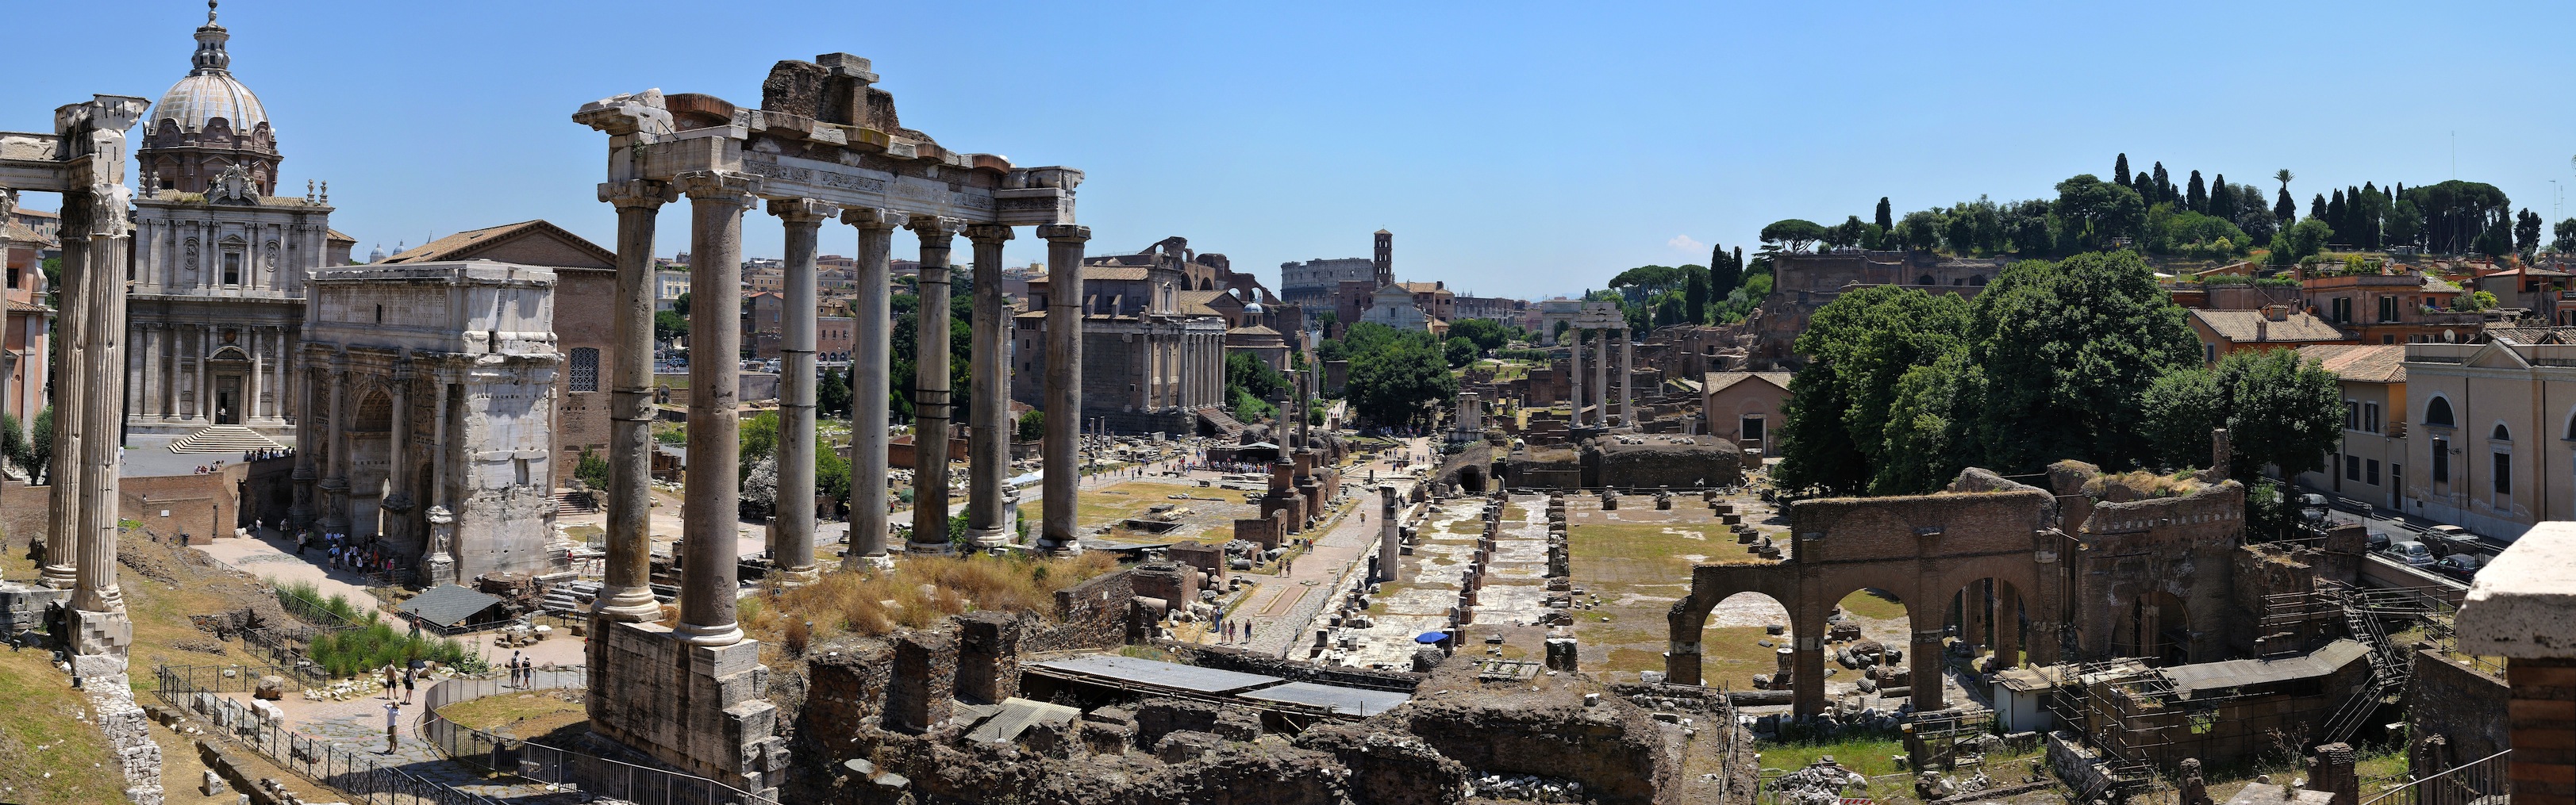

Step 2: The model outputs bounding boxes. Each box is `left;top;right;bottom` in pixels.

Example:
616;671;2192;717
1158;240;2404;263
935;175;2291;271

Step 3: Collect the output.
2082;470;2205;500
435;692;586;738
744;553;1120;650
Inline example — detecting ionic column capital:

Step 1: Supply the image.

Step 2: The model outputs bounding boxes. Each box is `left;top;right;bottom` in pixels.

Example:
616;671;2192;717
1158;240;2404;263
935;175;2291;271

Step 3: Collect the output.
965;224;1014;244
597;179;679;210
1038;224;1091;243
907;215;968;240
672;171;761;207
767;197;839;224
840;206;909;231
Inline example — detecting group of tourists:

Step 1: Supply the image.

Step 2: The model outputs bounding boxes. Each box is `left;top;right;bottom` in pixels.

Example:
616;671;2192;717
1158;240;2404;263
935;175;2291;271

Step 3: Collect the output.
244;447;292;462
300;529;396;575
1217;618;1255;643
504;651;540;688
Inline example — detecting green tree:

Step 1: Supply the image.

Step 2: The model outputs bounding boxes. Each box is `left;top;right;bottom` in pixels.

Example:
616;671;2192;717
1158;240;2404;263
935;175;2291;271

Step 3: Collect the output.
1346;335;1455;427
2275;186;2297;223
0;412;22;480
25;406;49;485
1967;251;2198;473
1016;410;1044;442
1684;269;1708;325
818;366;853;418
1709;243;1741;297
654;309;690;343
739;410;780;481
1874;197;1894;231
2267;219;2335;265
2114;154;2132;186
1225;350;1288;403
1870;352;1980;494
2140;366;2227;470
1443;336;1478;368
574;448;609;489
2406;180;2512;254
1896;209;1945;251
671;292;690;317
2517;208;2543;257
2050;174;2148;252
1759;219;1828;253
2553;218;2576;253
1772;285;1972;496
2217;349;2342;482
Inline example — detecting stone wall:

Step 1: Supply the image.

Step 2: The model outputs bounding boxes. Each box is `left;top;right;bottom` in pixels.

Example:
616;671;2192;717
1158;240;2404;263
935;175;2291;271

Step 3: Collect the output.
588;619;789;794
1594;437;1742;490
1034;568;1140;654
2405;647;2509;779
551;266;615;490
2049;460;2245;663
123;469;242;544
956;612;1023;705
887;630;957;733
1155;640;1426;692
1397;694;1676;805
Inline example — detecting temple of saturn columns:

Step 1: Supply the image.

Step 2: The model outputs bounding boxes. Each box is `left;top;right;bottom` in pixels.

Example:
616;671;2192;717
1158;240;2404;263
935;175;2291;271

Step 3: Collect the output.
571;54;1086;795
1564;308;1635;428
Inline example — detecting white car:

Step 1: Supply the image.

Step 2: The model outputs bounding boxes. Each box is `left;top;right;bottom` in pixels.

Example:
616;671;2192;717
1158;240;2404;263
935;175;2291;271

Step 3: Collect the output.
2383;541;2436;567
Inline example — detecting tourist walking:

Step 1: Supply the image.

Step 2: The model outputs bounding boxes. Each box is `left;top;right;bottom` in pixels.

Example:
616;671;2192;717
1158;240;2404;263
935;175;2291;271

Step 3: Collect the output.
508;651;522;688
402;666;417;704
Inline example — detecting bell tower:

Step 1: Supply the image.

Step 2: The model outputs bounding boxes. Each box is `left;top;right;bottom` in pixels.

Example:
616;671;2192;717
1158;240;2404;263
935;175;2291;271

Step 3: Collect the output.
1371;228;1393;286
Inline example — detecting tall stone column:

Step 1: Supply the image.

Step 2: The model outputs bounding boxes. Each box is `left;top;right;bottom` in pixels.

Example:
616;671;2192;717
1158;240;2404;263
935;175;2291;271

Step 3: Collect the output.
1909;628;1948;712
1567;329;1583;426
382;362;413;550
840;209;906;569
421;372;456;585
1593;326;1611;427
770;198;835;585
1038;224;1090;555
287;358;316;531
39;213;86;591
249;328;265;424
907;217;964;555
965;224;1013;549
320;351;351;535
1378;485;1400;583
674;170;759;647
65;94;148;664
598;179;675;620
1618;328;1634;427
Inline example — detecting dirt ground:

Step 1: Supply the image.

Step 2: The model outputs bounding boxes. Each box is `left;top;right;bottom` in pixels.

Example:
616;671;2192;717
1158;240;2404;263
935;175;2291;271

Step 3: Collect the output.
1075;480;1260;546
1565;492;1799;683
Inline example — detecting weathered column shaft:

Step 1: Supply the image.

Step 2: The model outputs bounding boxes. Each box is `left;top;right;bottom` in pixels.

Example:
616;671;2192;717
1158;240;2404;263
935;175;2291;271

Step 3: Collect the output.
1910;629;1948;712
842;209;905;569
965;225;1013;548
1593;327;1610;427
321;353;351;532
1619;328;1634;426
383;364;411;547
908;218;962;554
39;226;85;590
287;358;315;531
1378;486;1400;583
771;199;833;584
598;180;672;620
1567;329;1584;425
675;171;758;646
62;94;148;664
1038;225;1090;554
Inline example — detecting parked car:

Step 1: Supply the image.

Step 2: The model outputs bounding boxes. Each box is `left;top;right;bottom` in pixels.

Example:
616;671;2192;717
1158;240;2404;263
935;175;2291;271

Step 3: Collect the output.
2365;531;2392;553
2424;524;2478;554
2432;553;2486;582
2383;541;2437;567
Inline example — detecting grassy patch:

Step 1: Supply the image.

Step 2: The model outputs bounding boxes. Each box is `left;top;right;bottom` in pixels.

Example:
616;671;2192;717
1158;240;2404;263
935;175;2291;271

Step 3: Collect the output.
1574;519;1779;683
436;692;586;738
748;552;1121;650
1839;588;1908;621
0;649;122;805
310;621;480;677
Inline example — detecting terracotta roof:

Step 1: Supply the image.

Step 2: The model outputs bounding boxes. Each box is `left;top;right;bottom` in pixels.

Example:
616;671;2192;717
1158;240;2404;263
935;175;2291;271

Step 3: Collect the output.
1174;289;1228;316
1398;282;1447;293
382;220;614;266
325;228;357;244
2189;309;2349;343
1705;371;1793;394
0;222;48;244
1084;266;1153;281
1228;324;1283;337
2296;344;2405;384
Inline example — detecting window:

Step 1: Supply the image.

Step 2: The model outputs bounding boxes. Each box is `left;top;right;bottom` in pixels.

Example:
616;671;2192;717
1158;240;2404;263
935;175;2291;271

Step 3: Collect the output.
2493;452;2512;495
2331;297;2351;323
2345;401;2361;431
2426;397;2455;427
2366;459;2381;486
2204;343;2217;363
2346;455;2362;481
2493;423;2512;442
569;347;599;393
375;305;383;324
223;251;242;286
2379;296;2398;323
2432;438;2450;483
2365;403;2380;433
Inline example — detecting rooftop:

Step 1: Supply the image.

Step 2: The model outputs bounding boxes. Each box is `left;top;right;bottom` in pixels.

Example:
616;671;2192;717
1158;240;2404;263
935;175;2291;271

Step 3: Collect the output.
2295;343;2405;384
2189;308;2350;343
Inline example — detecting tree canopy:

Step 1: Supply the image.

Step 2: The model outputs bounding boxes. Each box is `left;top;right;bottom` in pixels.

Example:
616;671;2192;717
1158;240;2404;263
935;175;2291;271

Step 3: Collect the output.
1759;219;1829;253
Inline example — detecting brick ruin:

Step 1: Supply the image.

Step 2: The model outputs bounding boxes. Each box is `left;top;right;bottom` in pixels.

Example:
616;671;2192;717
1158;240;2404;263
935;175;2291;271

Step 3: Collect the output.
1501;434;1744;491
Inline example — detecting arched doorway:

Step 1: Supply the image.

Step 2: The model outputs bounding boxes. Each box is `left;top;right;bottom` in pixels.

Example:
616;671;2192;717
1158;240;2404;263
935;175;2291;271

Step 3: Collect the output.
1701;590;1797;692
1945;577;2030;671
1458;464;1488;494
2130;591;2192;666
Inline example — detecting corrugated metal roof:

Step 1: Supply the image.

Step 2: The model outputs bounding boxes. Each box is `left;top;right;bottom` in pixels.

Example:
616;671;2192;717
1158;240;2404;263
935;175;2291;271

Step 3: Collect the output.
394;585;506;628
1238;681;1411;716
1030;654;1283;694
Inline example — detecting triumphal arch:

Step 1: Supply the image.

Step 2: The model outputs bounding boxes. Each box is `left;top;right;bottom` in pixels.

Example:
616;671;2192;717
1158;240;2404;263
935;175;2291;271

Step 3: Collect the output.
571;54;1086;795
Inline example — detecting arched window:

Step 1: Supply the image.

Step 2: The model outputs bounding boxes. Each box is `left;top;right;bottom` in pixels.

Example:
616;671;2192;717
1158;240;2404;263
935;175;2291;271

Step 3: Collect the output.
2492;423;2511;442
1917;274;1936;286
569;347;599;393
2425;397;2455;427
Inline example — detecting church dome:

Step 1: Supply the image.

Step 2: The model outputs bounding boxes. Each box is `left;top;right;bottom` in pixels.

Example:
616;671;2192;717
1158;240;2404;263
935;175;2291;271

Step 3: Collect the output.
150;3;267;134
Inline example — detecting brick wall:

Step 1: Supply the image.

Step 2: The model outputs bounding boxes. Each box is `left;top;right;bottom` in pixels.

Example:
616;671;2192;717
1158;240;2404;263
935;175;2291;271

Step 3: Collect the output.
2508;657;2576;805
552;267;615;490
1032;568;1138;654
123;468;243;542
2406;648;2509;780
886;630;957;733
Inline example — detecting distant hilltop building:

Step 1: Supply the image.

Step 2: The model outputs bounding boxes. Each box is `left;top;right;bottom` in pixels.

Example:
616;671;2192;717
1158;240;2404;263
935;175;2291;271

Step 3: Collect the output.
1319;229;1452;337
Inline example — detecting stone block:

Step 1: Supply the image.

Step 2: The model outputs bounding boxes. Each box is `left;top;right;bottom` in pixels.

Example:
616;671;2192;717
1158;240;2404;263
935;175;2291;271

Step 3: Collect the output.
1154;730;1225;763
886;631;957;733
1082;720;1134;755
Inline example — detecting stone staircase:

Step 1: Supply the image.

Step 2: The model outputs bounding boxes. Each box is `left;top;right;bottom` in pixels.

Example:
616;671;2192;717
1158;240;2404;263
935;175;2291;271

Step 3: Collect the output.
167;424;284;454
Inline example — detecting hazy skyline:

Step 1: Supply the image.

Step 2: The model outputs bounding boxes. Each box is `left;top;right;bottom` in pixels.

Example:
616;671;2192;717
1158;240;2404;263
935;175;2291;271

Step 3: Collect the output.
5;1;2573;299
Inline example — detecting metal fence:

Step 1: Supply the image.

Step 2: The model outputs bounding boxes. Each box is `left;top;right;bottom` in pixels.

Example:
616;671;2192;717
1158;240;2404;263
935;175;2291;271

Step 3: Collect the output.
155;663;506;805
2360;749;2511;805
415;668;778;805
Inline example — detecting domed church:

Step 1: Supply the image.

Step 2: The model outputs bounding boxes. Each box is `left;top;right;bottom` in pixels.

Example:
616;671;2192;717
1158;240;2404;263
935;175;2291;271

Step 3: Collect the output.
127;2;355;444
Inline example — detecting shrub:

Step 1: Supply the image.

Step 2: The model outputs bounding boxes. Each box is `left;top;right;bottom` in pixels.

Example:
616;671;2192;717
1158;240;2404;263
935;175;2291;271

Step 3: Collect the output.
308;620;481;677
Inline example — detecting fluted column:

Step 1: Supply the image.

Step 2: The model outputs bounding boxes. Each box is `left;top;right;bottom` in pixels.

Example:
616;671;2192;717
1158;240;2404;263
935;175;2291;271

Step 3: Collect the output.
965;224;1013;549
288;358;316;531
1619;328;1634;427
1592;327;1610;427
320;351;351;534
65;94;147;664
1038;224;1090;555
840;208;905;570
421;370;456;586
1567;330;1584;427
907;217;964;555
598;179;675;620
382;362;413;551
674;170;759;647
770;198;834;585
38;213;86;590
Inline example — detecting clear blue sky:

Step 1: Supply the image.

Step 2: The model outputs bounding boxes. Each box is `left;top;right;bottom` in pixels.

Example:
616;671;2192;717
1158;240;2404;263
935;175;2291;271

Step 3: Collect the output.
6;1;2572;300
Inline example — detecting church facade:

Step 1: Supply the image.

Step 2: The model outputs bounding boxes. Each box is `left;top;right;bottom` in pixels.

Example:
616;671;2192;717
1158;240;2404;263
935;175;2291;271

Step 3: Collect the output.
126;5;352;443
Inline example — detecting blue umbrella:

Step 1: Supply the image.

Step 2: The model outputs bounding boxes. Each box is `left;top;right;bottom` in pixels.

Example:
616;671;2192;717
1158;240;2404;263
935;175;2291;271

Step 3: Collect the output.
1415;632;1448;644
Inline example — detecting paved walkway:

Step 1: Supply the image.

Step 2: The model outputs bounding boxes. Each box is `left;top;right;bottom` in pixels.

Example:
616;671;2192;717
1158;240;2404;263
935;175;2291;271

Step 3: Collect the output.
1237;438;1428;657
290;676;590;804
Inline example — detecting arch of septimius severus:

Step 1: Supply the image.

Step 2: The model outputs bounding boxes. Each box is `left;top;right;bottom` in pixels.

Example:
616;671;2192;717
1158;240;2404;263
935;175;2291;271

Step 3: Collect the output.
571;54;1087;795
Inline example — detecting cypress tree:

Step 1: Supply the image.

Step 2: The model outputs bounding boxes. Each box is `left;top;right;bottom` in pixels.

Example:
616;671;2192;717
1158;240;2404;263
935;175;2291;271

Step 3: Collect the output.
2328;190;2347;239
2209;174;2235;220
2153;163;2173;204
2311;193;2328;221
2115;153;2132;186
1709;243;1738;297
2276;187;2297;223
1874;197;1893;232
1685;267;1708;324
2186;171;2208;212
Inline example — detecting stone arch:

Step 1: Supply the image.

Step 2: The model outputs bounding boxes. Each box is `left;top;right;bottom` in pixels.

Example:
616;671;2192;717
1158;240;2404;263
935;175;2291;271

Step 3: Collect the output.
1458;463;1488;494
352;388;393;432
2126;589;2192;666
1694;589;1797;691
1669;563;1800;687
1943;574;2032;670
2424;395;2455;427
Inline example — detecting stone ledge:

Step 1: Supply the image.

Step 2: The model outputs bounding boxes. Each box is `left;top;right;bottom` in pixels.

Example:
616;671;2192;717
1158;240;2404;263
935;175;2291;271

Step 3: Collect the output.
2456;522;2576;659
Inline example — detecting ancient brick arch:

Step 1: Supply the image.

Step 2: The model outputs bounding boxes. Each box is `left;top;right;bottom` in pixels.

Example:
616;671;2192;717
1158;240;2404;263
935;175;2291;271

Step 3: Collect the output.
1666;470;2063;718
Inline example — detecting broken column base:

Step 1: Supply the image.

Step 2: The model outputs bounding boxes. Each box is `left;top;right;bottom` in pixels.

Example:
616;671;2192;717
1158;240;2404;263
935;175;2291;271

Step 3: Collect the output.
966;525;1012;550
67;605;133;661
589;619;788;797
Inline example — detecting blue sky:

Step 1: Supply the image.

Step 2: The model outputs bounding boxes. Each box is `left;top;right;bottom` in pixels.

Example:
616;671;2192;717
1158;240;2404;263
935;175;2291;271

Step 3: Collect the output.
6;1;2572;299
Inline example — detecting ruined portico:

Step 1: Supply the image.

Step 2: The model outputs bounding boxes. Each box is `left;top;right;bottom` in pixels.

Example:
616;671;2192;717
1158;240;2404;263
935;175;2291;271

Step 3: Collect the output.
1562;309;1629;428
573;54;1083;794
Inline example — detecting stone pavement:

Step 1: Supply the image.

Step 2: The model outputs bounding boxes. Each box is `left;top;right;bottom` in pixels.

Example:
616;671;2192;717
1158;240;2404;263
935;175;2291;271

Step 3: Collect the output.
1239;439;1428;657
194;527;387;618
287;677;589;804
